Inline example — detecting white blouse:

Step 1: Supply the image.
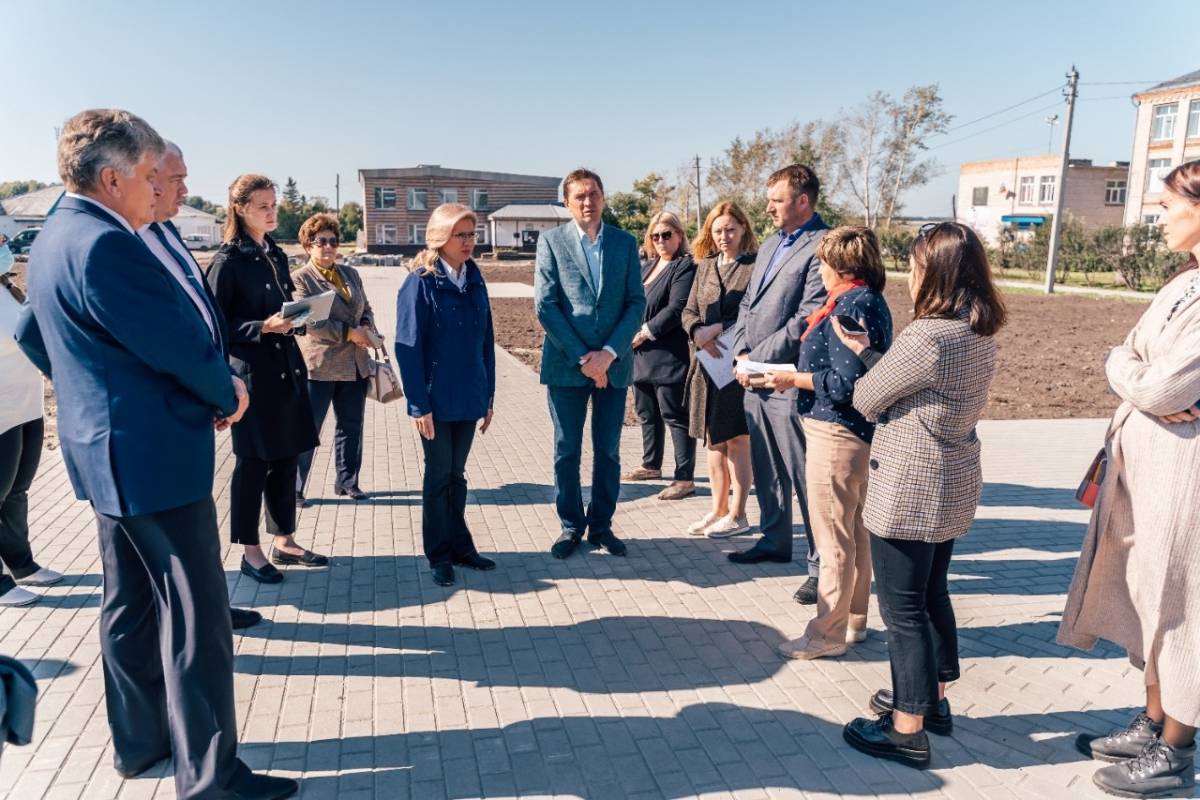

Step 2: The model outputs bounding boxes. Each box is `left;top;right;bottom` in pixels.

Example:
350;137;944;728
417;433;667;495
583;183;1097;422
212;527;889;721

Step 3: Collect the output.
0;287;44;433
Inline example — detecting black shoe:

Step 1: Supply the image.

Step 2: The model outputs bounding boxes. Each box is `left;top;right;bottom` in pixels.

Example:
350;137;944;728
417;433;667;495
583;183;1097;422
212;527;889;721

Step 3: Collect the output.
231;607;263;630
431;563;455;586
335;485;369;501
114;752;171;779
229;771;300;800
587;530;627;556
728;545;790;564
1092;738;1195;798
551;533;582;559
793;576;819;605
453;553;496;571
1076;711;1164;763
295;492;309;509
271;549;329;567
842;713;931;769
869;689;953;736
240;557;284;584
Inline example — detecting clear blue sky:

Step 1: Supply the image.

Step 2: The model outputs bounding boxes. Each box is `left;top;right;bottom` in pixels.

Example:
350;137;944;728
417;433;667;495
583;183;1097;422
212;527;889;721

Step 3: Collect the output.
2;0;1197;217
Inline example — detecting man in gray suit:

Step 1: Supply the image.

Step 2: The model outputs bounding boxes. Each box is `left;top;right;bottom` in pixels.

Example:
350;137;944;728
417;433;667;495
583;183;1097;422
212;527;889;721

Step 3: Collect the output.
534;168;646;560
729;165;829;592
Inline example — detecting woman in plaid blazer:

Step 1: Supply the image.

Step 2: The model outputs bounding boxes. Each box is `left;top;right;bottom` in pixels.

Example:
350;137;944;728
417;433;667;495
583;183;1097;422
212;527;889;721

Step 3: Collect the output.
834;222;1006;769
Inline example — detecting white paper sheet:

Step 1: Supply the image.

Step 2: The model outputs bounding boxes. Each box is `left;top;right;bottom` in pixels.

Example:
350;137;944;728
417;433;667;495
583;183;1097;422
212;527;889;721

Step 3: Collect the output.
696;329;736;390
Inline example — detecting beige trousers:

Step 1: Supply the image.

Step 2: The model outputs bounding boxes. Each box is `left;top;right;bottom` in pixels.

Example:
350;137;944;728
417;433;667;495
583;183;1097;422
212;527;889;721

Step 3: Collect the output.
800;418;873;646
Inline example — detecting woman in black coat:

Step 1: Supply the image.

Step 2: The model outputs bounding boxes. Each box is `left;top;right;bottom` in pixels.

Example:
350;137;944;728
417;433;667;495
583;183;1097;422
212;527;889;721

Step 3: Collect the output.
625;211;698;500
207;174;325;584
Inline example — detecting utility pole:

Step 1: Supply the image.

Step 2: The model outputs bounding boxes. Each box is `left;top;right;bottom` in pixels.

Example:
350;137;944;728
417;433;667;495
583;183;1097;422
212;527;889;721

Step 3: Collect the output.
1044;66;1079;294
694;155;703;233
335;173;340;212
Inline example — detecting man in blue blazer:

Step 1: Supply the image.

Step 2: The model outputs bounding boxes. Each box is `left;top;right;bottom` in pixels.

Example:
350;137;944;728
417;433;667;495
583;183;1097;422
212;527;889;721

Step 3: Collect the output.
535;168;646;559
15;110;294;800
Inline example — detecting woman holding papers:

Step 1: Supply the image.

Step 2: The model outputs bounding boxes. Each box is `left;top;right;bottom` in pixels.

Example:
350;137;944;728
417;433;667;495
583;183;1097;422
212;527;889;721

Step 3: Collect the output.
207;174;325;584
753;227;892;659
626;212;698;501
680;202;758;536
293;212;378;505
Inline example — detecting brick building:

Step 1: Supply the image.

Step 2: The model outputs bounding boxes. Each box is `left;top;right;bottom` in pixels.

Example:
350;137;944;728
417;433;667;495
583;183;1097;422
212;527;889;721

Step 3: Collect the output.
1124;69;1200;226
358;165;562;254
956;155;1128;246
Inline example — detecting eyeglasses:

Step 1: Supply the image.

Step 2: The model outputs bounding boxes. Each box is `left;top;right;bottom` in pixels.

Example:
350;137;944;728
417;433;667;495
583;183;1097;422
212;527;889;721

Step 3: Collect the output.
312;236;338;248
451;232;478;242
650;231;674;242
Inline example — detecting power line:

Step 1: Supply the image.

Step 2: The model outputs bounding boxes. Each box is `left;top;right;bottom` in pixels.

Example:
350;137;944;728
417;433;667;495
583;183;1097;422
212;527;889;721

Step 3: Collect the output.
1078;94;1137;102
933;85;1065;137
1079;80;1165;86
927;100;1065;151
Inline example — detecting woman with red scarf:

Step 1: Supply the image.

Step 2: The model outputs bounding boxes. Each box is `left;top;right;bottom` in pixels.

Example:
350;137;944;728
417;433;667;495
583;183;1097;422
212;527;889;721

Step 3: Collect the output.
751;227;892;659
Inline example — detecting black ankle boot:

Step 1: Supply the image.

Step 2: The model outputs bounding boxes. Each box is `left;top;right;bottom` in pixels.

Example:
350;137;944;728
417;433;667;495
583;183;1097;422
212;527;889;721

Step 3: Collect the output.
842;713;931;769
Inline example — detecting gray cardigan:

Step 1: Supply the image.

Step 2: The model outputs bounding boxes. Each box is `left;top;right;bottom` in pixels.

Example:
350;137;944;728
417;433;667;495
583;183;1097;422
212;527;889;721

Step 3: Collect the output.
292;262;375;382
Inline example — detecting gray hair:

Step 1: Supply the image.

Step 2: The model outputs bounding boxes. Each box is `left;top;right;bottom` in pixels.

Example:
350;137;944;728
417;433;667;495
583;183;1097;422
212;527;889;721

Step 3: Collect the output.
162;140;183;159
56;109;165;192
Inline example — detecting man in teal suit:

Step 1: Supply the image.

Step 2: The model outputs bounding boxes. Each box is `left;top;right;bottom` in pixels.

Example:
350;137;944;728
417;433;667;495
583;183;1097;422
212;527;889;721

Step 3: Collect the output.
535;168;646;559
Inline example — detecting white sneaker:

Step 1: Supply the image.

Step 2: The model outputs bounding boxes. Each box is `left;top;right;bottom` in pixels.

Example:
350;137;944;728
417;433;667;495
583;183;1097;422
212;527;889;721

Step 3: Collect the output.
687;512;719;536
17;567;64;587
706;514;751;539
846;628;867;644
0;586;39;607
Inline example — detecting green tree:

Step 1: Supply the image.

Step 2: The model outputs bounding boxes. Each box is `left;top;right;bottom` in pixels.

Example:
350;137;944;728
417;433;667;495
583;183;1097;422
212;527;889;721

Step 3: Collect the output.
0;180;48;200
339;202;363;242
183;195;223;217
275;177;304;241
603;172;669;237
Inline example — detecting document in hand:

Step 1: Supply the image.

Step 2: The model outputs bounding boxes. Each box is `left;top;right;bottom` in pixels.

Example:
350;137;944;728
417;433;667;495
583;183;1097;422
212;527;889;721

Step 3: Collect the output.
281;290;337;325
696;329;737;390
735;359;795;376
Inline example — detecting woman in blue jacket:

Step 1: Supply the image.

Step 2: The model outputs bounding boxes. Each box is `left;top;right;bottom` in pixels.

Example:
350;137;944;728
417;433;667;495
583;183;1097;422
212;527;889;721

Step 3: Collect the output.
395;203;497;587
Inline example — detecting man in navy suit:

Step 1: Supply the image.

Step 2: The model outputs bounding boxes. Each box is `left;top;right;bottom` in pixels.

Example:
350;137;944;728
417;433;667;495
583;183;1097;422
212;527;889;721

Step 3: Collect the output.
16;109;295;800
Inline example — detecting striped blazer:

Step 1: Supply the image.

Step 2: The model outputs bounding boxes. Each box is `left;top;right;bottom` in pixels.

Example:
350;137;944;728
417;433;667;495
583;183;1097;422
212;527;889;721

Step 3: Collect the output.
852;313;997;543
292;262;375;382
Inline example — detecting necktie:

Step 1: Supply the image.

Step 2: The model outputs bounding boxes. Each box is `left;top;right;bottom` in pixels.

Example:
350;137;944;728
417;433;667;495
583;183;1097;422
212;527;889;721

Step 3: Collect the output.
150;223;221;350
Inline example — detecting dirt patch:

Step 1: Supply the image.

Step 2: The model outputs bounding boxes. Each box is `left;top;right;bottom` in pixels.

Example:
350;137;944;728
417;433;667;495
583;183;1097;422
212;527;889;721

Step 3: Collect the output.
479;261;535;285
491;281;1150;421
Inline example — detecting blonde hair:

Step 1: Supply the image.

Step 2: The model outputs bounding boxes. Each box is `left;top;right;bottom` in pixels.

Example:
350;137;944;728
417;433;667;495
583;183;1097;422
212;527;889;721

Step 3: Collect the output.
691;201;758;259
642;211;690;261
814;226;886;291
413;203;478;272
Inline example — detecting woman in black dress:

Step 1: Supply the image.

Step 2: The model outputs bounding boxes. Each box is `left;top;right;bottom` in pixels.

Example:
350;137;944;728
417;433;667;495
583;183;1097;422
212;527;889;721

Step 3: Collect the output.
207;174;325;584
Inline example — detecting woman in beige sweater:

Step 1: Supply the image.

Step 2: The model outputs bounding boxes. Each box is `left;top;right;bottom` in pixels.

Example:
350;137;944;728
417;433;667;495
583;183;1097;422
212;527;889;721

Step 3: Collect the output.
1060;161;1200;798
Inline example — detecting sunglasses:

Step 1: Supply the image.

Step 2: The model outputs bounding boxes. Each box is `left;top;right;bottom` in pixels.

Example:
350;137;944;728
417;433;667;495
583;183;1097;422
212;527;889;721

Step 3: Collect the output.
650;231;674;242
312;236;339;247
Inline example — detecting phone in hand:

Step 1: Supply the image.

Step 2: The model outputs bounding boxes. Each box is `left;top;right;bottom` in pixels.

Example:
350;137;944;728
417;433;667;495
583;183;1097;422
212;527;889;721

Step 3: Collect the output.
834;315;868;334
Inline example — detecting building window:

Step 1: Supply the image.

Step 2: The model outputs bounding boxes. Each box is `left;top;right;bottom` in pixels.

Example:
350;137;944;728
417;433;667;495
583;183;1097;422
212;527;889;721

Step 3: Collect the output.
1151;103;1178;142
971;186;988;206
1189;100;1200;138
1104;180;1127;206
1038;175;1056;205
408;224;427;245
440;189;458;205
471;189;489;210
1018;176;1035;204
1143;213;1161;225
376;223;397;244
1146;158;1173;194
373;187;396;209
408;189;428;210
476;224;488;245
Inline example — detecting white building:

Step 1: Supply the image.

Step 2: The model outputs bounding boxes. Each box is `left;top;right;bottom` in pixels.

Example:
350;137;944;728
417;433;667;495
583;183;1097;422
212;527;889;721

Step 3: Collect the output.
0;184;64;238
1124;69;1200;226
487;204;573;251
171;204;221;248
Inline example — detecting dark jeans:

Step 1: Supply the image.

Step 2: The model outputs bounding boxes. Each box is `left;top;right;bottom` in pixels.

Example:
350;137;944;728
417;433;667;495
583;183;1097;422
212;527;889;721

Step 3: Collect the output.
547;383;627;538
229;454;298;546
870;533;960;716
0;418;44;596
632;380;695;481
297;377;369;493
420;419;479;567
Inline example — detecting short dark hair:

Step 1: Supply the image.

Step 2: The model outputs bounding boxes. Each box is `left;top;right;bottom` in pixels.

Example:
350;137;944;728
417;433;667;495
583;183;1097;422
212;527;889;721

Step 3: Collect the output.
911;222;1007;337
767;164;820;205
562;167;604;200
299;212;341;248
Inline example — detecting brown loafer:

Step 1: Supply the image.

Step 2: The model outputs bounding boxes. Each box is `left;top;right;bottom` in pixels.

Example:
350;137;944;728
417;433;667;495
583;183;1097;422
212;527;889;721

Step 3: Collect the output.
658;481;695;500
623;466;662;481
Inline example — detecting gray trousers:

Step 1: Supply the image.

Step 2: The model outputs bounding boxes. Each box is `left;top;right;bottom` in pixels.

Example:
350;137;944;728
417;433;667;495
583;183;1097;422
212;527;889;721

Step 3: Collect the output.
744;391;818;575
95;498;247;799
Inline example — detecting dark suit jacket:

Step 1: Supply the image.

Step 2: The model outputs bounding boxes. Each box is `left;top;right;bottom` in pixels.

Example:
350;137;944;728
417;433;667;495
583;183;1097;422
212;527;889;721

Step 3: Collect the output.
15;196;237;517
633;254;696;385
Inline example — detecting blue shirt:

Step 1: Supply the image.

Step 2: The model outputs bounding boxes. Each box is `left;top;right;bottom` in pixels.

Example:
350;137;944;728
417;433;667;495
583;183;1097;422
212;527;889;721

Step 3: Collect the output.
575;222;604;292
795;286;893;443
760;213;824;291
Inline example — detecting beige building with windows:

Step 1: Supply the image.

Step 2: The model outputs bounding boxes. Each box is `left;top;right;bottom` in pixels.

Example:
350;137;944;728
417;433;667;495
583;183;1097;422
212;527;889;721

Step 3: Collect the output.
1124;69;1200;226
957;156;1128;246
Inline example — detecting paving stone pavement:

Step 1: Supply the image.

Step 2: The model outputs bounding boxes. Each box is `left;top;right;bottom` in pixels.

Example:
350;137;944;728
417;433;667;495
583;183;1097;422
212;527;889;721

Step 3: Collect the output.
0;267;1177;799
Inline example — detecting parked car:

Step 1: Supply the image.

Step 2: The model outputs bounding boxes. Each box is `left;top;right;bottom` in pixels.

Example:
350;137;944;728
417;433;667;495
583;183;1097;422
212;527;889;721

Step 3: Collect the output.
181;233;215;251
7;228;41;255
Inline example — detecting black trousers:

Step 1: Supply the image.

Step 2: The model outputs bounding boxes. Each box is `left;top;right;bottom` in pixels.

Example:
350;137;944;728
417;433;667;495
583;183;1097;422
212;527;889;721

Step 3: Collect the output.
870;534;960;716
296;377;369;493
420;420;479;567
632;380;695;481
0;418;44;596
229;454;297;546
95;498;247;798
